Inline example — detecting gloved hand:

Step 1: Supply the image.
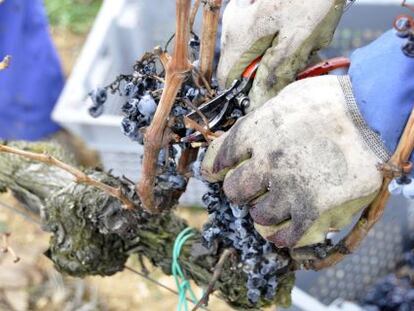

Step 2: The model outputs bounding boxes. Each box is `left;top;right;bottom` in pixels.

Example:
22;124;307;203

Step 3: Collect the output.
202;30;414;249
217;0;345;112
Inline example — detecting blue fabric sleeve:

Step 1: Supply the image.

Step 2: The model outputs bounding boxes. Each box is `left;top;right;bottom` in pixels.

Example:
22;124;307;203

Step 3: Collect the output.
0;0;64;140
349;30;414;162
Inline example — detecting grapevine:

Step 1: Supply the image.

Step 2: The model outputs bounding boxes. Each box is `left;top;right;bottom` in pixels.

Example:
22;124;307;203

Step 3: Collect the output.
87;31;292;305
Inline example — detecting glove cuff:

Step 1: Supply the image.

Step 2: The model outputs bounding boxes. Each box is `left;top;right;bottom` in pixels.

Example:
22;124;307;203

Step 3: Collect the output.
338;75;392;163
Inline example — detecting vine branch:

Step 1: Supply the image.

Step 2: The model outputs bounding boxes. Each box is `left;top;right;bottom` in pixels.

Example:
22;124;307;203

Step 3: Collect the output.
190;0;202;32
137;0;223;213
192;248;235;311
0;144;136;210
199;0;222;83
137;0;193;213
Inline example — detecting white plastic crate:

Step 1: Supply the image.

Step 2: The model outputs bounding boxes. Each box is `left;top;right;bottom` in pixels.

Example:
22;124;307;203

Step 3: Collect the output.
52;0;206;205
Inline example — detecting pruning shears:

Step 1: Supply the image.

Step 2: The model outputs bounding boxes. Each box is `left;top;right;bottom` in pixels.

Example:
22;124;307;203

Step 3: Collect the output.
182;56;350;143
181;56;261;143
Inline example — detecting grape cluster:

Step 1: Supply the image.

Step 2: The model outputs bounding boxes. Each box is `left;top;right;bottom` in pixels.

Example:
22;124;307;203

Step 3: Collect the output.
87;40;208;208
117;34;204;143
201;183;289;304
121;92;158;143
361;252;414;311
88;53;204;145
120;58;164;143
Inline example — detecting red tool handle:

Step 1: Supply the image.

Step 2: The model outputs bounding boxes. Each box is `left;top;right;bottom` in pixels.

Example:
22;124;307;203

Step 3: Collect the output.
296;57;351;80
241;56;263;79
241;56;350;81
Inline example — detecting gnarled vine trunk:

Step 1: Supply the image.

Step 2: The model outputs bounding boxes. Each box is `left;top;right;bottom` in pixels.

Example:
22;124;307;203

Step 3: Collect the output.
0;141;294;310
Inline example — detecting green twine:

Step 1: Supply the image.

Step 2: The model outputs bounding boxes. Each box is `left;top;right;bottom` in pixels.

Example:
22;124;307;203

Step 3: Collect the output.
172;227;200;311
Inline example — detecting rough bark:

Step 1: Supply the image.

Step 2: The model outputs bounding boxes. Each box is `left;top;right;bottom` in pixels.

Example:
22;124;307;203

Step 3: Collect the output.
0;141;294;310
137;0;193;213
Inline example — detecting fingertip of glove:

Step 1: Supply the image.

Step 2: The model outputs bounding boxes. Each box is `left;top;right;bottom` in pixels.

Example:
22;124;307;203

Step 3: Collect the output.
200;141;227;182
212;156;229;175
266;227;296;249
254;222;295;249
201;135;228;174
249;205;279;226
200;165;226;183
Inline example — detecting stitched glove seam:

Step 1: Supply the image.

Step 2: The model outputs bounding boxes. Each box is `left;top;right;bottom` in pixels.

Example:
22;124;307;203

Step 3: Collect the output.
337;75;391;163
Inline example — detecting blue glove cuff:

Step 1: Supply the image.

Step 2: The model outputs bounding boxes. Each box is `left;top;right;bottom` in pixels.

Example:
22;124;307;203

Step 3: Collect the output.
349;30;414;162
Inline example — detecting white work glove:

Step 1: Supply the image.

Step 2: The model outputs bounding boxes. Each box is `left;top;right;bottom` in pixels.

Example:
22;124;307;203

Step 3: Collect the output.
217;0;345;111
202;75;386;248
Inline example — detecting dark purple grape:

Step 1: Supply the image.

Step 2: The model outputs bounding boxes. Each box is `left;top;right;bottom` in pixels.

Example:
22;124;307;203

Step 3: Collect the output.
172;106;188;117
185;87;199;101
157;149;168;166
399;303;411;311
189;35;200;50
402;39;414;58
88;88;108;118
388;289;405;308
202;225;221;247
123;82;138;98
89;87;107;106
267;276;277;289
405;289;414;302
260;260;278;276
122;99;139;116
143;77;157;90
89;104;104;118
247;288;261;304
156;173;186;191
230;203;248;218
248;274;267;288
202;193;220;208
265;278;277;301
136;81;146;96
262;242;273;255
138;94;157;118
168;174;187;190
121;117;142;142
143;62;156;75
